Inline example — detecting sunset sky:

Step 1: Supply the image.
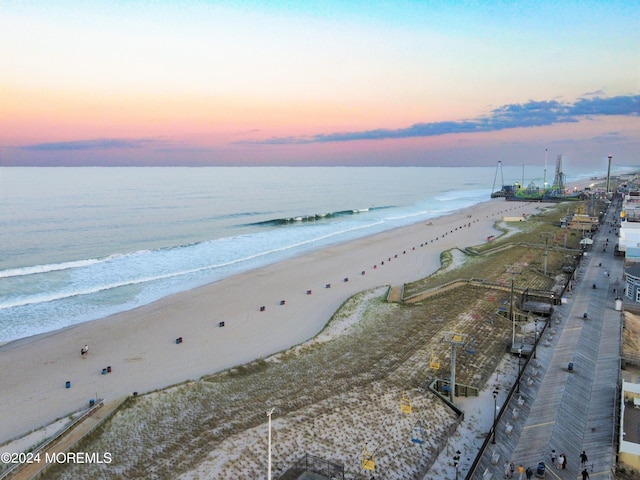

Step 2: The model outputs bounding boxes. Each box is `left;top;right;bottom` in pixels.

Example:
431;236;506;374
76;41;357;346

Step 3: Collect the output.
1;0;638;168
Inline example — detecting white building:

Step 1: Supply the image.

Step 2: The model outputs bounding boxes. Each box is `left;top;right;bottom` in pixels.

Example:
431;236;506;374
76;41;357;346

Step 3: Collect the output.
619;191;640;253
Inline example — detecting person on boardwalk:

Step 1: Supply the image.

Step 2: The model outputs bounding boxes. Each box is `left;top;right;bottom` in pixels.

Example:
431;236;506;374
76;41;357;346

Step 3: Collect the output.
561;453;567;470
580;451;588;467
517;464;524;480
510;461;515;478
503;461;510;479
525;466;532;480
551;449;556;464
556;453;564;470
582;468;590;480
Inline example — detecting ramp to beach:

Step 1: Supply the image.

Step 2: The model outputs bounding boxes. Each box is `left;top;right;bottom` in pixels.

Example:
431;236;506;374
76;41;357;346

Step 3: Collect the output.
6;398;123;480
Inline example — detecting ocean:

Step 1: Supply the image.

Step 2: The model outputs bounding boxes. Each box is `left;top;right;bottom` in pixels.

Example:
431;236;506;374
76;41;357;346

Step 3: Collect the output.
0;165;621;343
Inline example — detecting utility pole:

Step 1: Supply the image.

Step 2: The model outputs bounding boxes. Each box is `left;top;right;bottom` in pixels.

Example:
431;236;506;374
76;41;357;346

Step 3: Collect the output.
492;387;499;444
443;331;473;403
541;232;553;275
543;148;548;193
506;266;522;350
607;154;613;194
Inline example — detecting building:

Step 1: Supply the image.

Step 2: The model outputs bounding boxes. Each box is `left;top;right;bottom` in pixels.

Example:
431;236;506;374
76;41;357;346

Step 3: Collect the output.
568;214;599;232
620;380;640;469
619;191;640;254
626;265;640;304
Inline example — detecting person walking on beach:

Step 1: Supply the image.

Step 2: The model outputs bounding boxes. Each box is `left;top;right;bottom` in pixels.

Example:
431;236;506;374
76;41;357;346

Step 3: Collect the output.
81;344;89;356
580;451;588;467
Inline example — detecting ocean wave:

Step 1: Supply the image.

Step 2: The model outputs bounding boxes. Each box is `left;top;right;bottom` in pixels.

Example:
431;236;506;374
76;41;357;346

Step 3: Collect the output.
0;262;220;310
0;219;386;311
246;206;391;226
0;255;124;279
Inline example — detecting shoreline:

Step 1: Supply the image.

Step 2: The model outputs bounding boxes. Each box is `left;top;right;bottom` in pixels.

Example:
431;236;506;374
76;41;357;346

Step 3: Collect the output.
1;198;546;445
0;197;506;353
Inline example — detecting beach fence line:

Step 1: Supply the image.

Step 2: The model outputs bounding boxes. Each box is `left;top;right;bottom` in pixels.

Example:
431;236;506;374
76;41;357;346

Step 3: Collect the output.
280;453;345;480
1;398;128;480
30;398;127;480
403;277;559;310
0;399;104;480
403;278;517;304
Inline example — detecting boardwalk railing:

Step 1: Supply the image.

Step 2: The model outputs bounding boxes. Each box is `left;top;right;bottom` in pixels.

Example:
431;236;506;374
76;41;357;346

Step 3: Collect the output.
281;453;344;480
0;399;104;480
463;319;547;480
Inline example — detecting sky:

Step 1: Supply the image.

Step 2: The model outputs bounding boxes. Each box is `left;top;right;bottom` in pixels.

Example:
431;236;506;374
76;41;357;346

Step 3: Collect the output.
1;0;639;168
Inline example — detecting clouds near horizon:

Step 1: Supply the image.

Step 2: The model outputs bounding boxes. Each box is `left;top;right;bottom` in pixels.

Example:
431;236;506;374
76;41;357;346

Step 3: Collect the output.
13;94;638;155
19;138;162;152
239;95;639;145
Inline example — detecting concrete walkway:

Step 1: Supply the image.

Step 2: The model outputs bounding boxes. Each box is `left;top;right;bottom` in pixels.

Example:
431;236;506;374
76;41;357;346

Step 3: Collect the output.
473;204;623;479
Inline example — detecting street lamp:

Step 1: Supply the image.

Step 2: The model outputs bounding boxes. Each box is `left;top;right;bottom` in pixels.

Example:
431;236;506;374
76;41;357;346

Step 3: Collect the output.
534;318;538;359
491;388;499;444
509;273;515;348
267;408;275;479
453;450;461;480
516;347;522;393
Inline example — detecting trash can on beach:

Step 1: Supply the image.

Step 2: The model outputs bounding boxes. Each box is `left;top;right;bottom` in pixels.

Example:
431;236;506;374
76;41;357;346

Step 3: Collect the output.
568;362;574;372
65;381;71;389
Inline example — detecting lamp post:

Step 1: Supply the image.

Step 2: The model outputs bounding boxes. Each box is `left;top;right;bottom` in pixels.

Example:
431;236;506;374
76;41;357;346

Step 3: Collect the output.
491;388;499;444
510;273;515;348
453;450;461;480
516;348;522;393
267;407;275;479
534;319;538;359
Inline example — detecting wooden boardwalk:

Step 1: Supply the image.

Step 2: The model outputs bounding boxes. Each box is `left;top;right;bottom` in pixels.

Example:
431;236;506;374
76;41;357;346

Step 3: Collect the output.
471;209;623;479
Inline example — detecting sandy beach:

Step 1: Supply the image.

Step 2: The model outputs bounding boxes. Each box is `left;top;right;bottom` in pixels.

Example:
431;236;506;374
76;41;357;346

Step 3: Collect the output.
0;198;545;446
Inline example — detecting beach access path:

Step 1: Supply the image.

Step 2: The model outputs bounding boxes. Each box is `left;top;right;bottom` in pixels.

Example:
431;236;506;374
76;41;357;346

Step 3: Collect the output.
6;399;123;480
472;202;622;479
0;199;542;447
